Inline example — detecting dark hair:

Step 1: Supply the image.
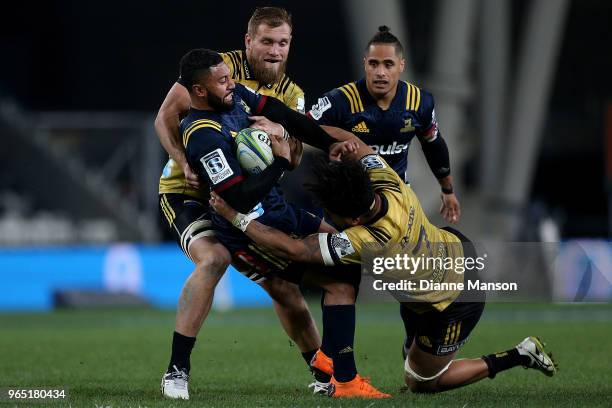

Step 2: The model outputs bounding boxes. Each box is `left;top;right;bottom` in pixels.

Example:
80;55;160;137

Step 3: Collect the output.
365;25;404;56
247;7;292;36
179;48;223;90
305;158;375;219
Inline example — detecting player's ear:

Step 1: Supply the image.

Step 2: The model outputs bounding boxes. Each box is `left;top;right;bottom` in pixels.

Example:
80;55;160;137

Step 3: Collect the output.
245;33;252;50
348;217;361;226
192;84;206;98
399;58;406;73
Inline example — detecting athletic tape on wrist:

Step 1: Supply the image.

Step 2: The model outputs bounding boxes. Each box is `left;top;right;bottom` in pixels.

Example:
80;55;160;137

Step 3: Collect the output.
232;213;252;232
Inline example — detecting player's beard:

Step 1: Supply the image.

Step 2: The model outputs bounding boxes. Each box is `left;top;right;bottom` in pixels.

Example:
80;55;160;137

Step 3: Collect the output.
250;57;287;85
208;91;234;112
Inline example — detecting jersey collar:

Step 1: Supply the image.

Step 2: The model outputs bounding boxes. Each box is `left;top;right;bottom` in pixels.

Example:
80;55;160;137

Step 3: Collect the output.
359;77;405;110
366;193;389;226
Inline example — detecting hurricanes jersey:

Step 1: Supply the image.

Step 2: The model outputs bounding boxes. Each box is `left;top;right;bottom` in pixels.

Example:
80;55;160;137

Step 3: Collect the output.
159;49;305;200
318;155;463;311
308;79;439;183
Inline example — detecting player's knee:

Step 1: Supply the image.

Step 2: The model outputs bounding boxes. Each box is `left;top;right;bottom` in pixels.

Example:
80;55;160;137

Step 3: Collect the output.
404;374;440;393
192;245;231;277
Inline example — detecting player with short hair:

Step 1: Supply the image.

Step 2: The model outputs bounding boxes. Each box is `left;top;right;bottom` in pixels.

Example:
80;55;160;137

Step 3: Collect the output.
308;26;461;224
210;134;557;396
156;7;318;400
176;48;389;399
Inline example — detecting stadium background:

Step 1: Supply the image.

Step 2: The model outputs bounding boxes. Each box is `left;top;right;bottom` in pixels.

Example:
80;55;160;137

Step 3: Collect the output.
1;0;611;406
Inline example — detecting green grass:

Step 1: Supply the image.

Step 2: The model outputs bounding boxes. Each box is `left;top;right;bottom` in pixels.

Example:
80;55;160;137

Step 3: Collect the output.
1;302;611;407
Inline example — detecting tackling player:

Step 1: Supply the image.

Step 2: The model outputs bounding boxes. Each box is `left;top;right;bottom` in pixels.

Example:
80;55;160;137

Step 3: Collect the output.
156;8;319;400
210;133;557;396
308;26;461;224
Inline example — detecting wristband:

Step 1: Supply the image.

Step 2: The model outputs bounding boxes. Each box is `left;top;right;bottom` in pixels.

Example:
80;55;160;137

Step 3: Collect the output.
232;213;252;232
441;186;454;195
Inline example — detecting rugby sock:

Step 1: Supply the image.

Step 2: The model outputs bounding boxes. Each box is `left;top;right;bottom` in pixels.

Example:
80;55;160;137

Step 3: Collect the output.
168;331;196;373
399;304;415;360
320;295;333;357
482;348;531;378
323;305;357;382
301;349;317;366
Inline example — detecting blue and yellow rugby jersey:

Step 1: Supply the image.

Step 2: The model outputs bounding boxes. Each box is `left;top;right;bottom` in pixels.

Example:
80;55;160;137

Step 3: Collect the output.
318;155;463;311
182;83;296;249
159;50;305;200
308;79;439;183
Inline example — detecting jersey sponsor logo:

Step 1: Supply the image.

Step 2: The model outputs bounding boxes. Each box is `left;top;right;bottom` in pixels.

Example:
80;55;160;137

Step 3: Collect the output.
296;97;305;113
330;232;355;260
243;59;251;79
400;118;415;133
370;141;409;155
309;97;332;120
436;338;467;355
351;121;370;133
360;154;386;170
201;148;234;184
239;99;251;114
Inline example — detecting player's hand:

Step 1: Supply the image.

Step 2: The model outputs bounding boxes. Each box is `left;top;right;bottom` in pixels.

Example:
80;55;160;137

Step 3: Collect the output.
249;116;285;140
440;192;461;224
209;192;237;221
269;133;291;162
329;140;358;161
287;137;303;170
182;161;200;189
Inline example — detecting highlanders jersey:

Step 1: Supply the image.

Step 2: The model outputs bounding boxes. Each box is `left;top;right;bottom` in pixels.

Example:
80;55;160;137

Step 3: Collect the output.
159;49;305;200
181;83;310;252
308;79;439;183
318;155;463;311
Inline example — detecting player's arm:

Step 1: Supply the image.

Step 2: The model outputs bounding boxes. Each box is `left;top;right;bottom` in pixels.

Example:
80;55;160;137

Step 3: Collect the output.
234;83;334;152
154;82;200;188
186;128;290;213
218;135;291;213
416;91;460;223
252;96;337;151
209;191;325;264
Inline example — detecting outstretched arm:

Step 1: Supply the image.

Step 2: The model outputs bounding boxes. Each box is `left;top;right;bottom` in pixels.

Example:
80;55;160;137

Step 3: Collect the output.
154;82;200;188
209;192;325;264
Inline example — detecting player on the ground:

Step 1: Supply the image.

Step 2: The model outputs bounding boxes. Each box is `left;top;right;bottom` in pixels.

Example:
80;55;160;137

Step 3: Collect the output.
308;26;460;224
180;48;389;399
210;133;557;396
156;8;319;400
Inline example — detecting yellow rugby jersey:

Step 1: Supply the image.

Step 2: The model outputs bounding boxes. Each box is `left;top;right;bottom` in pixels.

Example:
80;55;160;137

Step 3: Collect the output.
319;155;464;311
158;49;305;199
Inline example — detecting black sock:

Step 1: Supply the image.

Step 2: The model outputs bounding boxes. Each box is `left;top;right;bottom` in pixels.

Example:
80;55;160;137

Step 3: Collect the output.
168;331;196;373
323;304;357;382
301;349;317;366
482;348;530;378
400;304;415;360
320;295;333;357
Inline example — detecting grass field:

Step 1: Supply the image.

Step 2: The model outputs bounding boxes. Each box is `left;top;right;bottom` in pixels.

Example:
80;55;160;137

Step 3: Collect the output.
1;302;611;407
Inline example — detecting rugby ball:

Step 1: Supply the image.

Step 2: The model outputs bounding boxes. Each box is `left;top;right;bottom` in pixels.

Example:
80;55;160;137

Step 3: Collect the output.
235;128;274;175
